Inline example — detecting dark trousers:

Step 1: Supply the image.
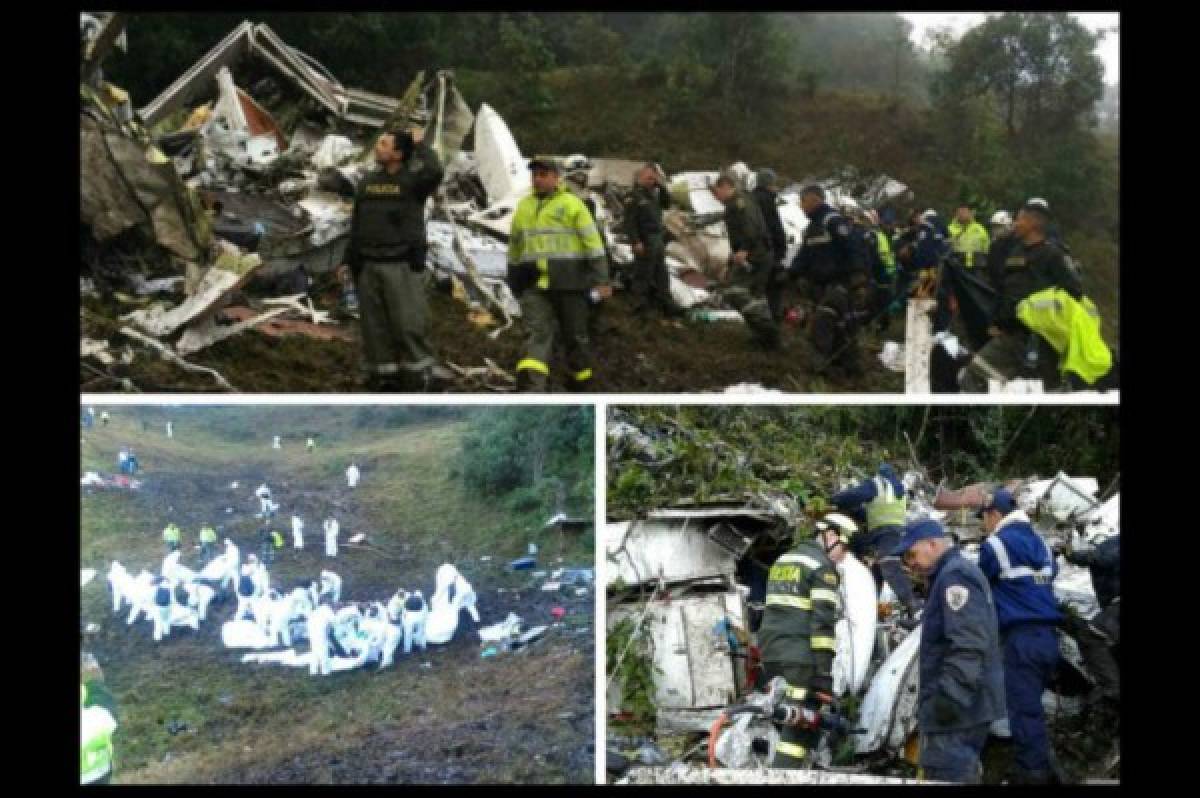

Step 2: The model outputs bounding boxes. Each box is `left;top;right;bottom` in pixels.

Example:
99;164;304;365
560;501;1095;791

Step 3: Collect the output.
1065;605;1120;701
631;238;671;314
355;259;435;383
921;724;989;783
517;290;593;391
1002;623;1060;776
760;661;822;769
724;261;779;349
960;331;1062;392
851;526;917;609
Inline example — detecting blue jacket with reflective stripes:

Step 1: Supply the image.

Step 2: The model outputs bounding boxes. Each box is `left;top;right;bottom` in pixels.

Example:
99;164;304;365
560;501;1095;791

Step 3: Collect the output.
977;511;1062;631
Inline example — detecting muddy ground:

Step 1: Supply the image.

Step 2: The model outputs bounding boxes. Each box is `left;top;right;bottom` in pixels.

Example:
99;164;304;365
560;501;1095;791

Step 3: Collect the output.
81;280;904;393
80;426;593;784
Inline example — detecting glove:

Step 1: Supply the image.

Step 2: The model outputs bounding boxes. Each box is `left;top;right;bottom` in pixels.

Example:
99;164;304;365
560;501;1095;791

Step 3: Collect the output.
507;264;536;298
933;693;962;726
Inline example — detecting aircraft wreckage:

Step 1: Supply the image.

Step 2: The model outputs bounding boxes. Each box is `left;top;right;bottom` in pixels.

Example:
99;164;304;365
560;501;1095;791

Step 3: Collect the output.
84;14;1091;394
604;446;1118;782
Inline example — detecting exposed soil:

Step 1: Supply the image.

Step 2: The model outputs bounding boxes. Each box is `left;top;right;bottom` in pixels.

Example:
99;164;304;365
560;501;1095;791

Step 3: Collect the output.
82;282;905;394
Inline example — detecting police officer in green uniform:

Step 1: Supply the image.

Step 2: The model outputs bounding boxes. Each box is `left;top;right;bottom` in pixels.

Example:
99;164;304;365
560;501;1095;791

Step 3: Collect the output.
344;127;446;391
710;174;781;349
508;156;610;392
960;201;1084;392
625;163;673;316
757;514;848;767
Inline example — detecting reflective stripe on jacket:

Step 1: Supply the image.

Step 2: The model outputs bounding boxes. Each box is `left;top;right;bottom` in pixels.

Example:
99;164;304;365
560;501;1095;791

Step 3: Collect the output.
508;183;607;292
1016;287;1113;385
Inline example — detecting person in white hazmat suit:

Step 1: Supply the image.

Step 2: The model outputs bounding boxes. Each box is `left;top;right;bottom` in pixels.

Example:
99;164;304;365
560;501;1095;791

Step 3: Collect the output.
425;564;480;644
388;589;429;653
272;435;281;450
291;515;305;549
307;603;336;675
318;570;343;605
235;557;268;621
324;518;339;557
166;420;173;439
346;463;361;488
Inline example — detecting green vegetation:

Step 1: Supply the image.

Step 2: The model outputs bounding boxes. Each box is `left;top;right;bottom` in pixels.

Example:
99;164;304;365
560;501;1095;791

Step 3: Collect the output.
605;617;659;735
608;406;1119;519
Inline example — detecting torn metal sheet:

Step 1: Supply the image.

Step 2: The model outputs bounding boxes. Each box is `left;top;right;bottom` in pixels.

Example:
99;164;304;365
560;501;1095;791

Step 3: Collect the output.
122;251;262;337
467;197;519;240
606;520;741;589
174;306;290;355
427;220;508;280
854;624;921;755
211;306;354;345
139;22;255;126
130;275;186;295
82;338;115;365
426;71;474;163
903;298;936;393
80;114;213;263
609;592;746;718
832;553;877;697
669;172;724;216
473;103;529;204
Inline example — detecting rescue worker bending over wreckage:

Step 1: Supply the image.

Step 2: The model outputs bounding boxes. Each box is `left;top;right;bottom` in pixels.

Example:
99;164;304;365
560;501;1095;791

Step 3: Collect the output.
831;463;921;617
756;514;846;768
978;489;1063;784
507;156;611;392
625;163;673;318
788;185;867;373
962;201;1113;392
893;519;1005;784
343;126;450;392
711;174;780;351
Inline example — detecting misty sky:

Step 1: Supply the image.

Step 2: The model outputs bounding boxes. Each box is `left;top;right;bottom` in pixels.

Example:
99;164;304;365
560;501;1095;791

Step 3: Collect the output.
900;12;1119;84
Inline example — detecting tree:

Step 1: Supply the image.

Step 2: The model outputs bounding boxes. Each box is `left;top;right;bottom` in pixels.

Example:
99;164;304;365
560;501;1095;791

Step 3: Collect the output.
936;12;1104;139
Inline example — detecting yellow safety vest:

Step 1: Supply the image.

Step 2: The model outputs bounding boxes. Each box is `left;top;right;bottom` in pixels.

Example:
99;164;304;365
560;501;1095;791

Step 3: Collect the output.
875;230;895;274
948;221;990;268
1016;288;1113;385
866;477;908;530
200;526;217;544
508;183;606;292
163;525;180;543
81;691;116;784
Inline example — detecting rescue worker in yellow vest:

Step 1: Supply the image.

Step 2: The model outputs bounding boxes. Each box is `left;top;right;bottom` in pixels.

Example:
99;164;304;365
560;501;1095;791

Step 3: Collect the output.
81;683;117;784
948;204;990;270
960;201;1110;391
507;156;610;392
831;464;920;615
162;522;181;554
756;515;847;768
199;523;218;562
343;127;447;392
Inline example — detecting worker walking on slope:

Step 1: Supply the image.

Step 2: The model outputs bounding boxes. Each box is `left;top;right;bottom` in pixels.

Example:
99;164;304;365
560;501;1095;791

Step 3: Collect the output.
831;463;920;615
324;517;340;558
756;514;848;768
344;126;449;392
625;162;673;318
291;515;305;550
977;489;1063;784
162;522;181;554
306;437;315;453
346;462;361;488
507;156;611;392
893;520;1005;784
711;173;780;350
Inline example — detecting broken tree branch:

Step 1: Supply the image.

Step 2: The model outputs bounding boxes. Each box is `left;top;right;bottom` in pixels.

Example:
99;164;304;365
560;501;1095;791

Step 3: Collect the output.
118;326;240;392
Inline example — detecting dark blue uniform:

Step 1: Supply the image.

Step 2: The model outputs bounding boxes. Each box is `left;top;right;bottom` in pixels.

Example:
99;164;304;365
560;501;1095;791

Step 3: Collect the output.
919;546;1006;783
978;513;1062;780
1064;535;1120;701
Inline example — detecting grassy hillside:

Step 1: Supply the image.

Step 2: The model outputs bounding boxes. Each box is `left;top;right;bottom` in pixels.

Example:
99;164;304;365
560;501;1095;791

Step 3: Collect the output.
80;407;594;783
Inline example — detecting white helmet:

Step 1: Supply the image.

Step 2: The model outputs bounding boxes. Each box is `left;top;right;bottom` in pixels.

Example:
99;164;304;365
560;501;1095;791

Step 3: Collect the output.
562;154;590;172
1026;197;1049;211
921;208;938;221
816;512;858;544
990;210;1012;226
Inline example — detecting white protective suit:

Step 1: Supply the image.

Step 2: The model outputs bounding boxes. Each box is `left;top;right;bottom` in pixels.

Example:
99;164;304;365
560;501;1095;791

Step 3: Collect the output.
346;464;360;488
324;518;339;558
307;604;336;675
319;570;343;605
425;564;480;644
292;516;305;549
